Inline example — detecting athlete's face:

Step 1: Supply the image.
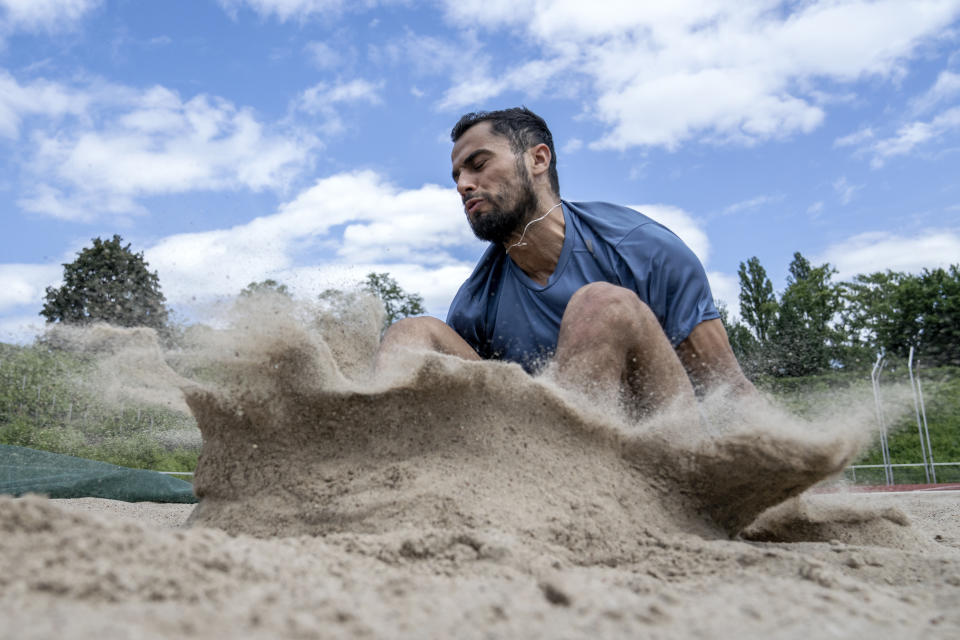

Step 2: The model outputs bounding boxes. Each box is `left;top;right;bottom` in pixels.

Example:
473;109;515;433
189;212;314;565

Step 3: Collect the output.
451;122;538;244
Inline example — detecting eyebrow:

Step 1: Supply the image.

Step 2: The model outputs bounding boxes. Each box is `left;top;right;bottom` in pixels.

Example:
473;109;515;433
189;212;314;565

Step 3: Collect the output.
452;149;491;182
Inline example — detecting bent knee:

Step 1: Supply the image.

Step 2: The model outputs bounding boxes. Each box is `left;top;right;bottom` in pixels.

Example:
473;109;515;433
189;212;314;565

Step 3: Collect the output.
383;316;448;341
561;283;663;344
568;283;654;320
381;316;479;360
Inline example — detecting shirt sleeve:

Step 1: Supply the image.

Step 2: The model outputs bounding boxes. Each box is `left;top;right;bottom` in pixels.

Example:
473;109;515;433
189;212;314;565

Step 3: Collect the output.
612;222;720;346
446;285;495;359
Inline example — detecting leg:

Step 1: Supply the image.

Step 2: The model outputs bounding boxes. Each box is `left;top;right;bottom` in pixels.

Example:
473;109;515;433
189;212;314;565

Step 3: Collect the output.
376;316;480;372
552;283;695;418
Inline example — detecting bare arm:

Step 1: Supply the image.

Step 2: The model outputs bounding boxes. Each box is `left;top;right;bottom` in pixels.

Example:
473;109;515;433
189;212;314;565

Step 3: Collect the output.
675;318;757;396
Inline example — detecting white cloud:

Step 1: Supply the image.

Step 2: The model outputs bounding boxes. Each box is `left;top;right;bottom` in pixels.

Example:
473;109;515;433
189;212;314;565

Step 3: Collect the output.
707;271;741;322
868;105;960;167
721;194;780;216
561;138;583;154
441;0;524;28
144;171;479;314
217;0;345;21
0;70;91;139
807;201;824;216
294;78;383;135
816;229;960;281
6;76;318;220
299;79;381;108
0;175;741;336
910;69;960;114
439;0;960;150
438;57;569;111
0;263;61;312
834;127;875;148
835;71;960;166
0;0;100;33
833;176;862;205
304;41;343;69
379;31;479;77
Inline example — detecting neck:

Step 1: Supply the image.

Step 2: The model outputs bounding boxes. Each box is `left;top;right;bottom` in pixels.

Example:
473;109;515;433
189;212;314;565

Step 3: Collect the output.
503;199;565;285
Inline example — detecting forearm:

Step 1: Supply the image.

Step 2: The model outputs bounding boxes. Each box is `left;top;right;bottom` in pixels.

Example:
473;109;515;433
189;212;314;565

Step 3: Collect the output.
675;319;757;396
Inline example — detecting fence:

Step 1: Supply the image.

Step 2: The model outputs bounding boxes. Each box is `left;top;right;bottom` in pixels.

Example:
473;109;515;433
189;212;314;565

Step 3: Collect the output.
863;349;957;486
844;462;960;486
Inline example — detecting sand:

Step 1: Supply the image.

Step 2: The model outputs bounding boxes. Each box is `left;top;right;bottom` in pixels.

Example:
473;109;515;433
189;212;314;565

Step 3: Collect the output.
2;297;958;638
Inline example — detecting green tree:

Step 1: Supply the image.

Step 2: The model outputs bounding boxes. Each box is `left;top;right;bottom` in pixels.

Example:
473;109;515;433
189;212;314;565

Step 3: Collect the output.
240;279;291;298
737;257;778;342
41;235;169;333
917;265;960;366
769;252;839;376
842;266;960;366
362;272;426;326
716;300;760;376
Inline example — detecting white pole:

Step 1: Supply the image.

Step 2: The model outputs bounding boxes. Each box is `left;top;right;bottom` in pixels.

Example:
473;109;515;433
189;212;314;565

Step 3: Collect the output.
916;368;937;483
908;347;931;484
871;354;894;485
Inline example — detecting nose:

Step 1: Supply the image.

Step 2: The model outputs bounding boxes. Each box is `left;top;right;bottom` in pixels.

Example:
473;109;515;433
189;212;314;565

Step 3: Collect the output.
456;172;476;198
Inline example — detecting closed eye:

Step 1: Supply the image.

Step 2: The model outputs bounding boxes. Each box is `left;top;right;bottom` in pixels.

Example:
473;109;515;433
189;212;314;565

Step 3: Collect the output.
452;149;491;183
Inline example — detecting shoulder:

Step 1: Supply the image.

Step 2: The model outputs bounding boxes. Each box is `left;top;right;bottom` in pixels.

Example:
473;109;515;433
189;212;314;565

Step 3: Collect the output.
566;200;690;258
565;200;660;245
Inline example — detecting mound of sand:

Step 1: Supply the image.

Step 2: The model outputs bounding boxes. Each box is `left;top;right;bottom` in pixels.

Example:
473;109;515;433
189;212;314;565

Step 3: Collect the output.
2;298;958;638
183;298;861;545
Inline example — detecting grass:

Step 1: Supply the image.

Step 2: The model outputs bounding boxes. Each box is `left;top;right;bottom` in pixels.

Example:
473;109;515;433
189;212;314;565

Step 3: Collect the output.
0;342;200;472
758;363;960;484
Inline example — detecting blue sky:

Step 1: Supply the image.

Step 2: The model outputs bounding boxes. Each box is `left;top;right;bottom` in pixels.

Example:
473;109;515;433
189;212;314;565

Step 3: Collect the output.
2;0;959;342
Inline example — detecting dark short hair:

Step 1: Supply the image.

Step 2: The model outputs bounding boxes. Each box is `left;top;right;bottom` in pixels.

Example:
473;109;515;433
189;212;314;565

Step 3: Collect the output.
451;107;560;196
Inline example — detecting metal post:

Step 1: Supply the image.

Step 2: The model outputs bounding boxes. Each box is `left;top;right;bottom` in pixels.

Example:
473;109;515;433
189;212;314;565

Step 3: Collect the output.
871;354;894;485
916;361;937;483
908;347;932;483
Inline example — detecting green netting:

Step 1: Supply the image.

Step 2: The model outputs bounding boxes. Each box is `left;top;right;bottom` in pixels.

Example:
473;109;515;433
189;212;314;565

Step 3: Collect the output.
0;444;197;503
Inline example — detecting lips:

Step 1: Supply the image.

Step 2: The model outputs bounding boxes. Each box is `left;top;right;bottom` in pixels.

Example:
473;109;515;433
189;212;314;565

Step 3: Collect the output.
464;197;483;216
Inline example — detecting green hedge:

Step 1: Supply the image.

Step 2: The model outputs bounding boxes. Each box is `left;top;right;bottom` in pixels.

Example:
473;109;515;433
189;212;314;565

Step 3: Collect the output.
0;342;199;471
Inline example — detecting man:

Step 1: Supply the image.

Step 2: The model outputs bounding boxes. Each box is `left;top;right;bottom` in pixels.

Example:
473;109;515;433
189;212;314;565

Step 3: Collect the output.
379;107;754;416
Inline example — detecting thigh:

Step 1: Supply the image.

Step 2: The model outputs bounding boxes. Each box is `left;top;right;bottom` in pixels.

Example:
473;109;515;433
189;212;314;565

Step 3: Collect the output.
379;316;481;361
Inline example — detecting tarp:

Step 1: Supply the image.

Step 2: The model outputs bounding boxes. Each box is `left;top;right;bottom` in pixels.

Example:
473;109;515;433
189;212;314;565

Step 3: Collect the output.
0;444;197;503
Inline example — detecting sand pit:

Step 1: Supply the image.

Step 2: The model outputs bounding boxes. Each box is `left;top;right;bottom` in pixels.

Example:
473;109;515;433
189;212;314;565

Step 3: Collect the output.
2;300;958;638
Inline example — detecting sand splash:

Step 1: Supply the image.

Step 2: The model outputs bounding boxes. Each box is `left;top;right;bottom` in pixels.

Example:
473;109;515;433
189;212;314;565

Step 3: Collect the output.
177;294;863;548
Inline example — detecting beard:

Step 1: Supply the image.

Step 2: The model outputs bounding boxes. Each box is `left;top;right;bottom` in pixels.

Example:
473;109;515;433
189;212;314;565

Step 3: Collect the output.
466;158;539;244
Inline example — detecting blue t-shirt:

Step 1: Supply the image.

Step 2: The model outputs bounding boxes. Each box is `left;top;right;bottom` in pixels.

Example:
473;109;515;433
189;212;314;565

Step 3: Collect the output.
446;200;719;372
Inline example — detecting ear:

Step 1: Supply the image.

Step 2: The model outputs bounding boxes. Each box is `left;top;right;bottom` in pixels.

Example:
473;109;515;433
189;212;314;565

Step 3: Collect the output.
527;143;552;178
